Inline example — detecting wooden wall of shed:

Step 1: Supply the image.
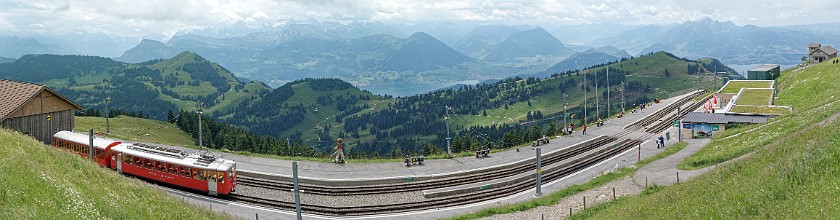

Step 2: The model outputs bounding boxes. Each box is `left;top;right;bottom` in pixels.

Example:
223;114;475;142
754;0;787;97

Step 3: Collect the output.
10;90;77;118
1;110;75;144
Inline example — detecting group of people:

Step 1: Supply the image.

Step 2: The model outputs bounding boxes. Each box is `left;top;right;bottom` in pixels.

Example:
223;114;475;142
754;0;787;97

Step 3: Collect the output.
656;135;666;148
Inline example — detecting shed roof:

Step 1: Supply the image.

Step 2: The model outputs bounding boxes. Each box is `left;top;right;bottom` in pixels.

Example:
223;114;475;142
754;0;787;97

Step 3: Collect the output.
682;112;768;124
749;64;779;72
0;79;82;121
821;46;838;55
809;43;821;48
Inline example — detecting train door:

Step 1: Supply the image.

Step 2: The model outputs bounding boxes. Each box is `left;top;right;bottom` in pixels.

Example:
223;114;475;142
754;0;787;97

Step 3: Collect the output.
207;170;218;196
116;153;122;173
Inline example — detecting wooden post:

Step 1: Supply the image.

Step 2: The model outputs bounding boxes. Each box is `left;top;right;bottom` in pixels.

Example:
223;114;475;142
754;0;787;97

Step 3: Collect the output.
637;143;641;162
569;207;572;216
613;187;616;200
583;196;586;209
256;213;259;220
677;172;680;183
645;177;648;188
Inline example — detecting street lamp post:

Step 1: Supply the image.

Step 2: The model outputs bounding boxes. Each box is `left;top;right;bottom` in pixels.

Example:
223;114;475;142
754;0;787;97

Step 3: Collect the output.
583;71;587;124
445;106;452;158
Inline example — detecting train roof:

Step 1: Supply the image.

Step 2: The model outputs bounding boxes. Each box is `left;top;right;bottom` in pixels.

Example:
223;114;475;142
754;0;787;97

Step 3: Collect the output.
53;131;120;149
111;143;234;172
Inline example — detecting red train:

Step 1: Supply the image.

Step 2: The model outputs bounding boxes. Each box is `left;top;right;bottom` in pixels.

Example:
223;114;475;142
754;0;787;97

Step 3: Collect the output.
52;131;236;196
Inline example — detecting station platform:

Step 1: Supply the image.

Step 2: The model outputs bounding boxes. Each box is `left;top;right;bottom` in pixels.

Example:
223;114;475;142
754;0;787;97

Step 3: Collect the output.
151;91;698;181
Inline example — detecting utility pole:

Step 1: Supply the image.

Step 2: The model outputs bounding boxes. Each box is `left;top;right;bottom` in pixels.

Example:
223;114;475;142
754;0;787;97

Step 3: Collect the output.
286;137;291;156
621;81;625;112
595;69;599;120
196;101;203;148
105;96;110;135
714;65;717;91
563;94;568;131
445;106;452;158
607;68;610;117
583;71;587;124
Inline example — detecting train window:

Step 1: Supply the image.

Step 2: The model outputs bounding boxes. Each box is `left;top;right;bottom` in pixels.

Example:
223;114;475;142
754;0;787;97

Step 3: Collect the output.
228;168;233;179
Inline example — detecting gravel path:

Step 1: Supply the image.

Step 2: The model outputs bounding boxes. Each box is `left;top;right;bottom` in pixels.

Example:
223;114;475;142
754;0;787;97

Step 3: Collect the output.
479;177;643;220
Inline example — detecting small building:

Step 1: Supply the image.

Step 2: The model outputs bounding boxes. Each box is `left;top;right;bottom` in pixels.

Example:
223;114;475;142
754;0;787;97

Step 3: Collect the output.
0;79;82;144
680;112;768;139
747;64;781;80
808;43;838;64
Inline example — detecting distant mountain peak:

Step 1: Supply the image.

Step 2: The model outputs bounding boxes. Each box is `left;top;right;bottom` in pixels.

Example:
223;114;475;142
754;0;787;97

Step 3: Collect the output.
483;26;574;61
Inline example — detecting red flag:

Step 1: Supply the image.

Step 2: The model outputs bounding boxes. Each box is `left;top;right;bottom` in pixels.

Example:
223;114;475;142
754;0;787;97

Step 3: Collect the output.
713;94;718;105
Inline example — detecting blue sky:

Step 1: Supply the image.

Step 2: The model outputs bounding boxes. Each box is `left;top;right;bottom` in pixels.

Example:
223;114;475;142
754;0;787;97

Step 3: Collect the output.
0;0;836;39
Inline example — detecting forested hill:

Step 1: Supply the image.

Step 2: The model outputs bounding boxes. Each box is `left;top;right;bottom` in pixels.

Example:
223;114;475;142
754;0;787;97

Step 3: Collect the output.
0;52;269;120
220;51;740;157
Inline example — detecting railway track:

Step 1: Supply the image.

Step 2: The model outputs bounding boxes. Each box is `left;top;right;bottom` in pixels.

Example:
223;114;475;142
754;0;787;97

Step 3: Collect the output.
238;136;619;196
230;138;643;216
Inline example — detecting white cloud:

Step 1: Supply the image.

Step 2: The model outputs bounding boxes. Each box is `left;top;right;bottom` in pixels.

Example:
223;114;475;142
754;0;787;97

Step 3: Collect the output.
0;0;838;40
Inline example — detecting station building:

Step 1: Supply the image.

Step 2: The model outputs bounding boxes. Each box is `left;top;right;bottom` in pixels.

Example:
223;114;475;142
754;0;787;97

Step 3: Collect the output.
0;79;81;144
747;64;780;80
680;112;768;139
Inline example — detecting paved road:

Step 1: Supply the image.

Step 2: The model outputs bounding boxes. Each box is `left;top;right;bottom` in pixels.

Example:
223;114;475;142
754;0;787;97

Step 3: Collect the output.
633;139;712;187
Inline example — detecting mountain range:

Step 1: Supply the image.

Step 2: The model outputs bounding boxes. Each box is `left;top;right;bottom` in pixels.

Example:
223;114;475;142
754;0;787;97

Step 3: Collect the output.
0;52;268;120
3;18;838;97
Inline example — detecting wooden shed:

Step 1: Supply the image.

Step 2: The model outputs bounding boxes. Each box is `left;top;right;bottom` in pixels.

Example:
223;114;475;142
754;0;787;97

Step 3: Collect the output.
0;79;82;144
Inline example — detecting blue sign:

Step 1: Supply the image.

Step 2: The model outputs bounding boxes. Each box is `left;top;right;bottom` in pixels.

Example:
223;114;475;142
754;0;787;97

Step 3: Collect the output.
682;124;692;129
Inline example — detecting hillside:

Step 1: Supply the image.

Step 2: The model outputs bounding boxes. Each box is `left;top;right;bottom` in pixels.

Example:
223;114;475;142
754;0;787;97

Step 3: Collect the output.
0;128;228;219
0;52;270;120
484;27;575;61
570;58;840;218
224;52;732;157
546;50;619;75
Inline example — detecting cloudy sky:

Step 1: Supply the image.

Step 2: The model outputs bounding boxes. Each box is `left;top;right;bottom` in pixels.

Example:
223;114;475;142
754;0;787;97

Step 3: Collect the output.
0;0;837;40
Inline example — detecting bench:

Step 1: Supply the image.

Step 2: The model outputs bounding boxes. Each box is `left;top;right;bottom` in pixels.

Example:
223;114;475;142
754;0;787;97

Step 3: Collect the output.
475;148;490;158
532;137;550;147
404;154;424;166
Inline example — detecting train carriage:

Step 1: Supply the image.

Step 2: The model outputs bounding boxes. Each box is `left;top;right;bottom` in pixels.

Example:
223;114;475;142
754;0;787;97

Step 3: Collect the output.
52;131;236;196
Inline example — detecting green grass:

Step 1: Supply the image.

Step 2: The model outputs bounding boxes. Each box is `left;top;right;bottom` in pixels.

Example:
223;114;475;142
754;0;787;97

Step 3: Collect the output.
569;111;840;219
0;128;229;219
446;142;688;220
735;89;773;105
729;105;790;115
720;80;772;94
75;116;195;147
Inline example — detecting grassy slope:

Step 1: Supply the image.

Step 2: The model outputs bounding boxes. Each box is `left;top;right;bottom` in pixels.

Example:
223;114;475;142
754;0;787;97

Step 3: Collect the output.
729;105;790;114
576;58;840;219
720;80;772;94
735;89;773;105
0;128;228;219
75;116;195;147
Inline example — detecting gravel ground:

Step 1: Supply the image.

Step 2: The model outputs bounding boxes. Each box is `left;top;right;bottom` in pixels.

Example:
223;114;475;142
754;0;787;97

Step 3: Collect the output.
235;185;426;207
478;177;643;220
